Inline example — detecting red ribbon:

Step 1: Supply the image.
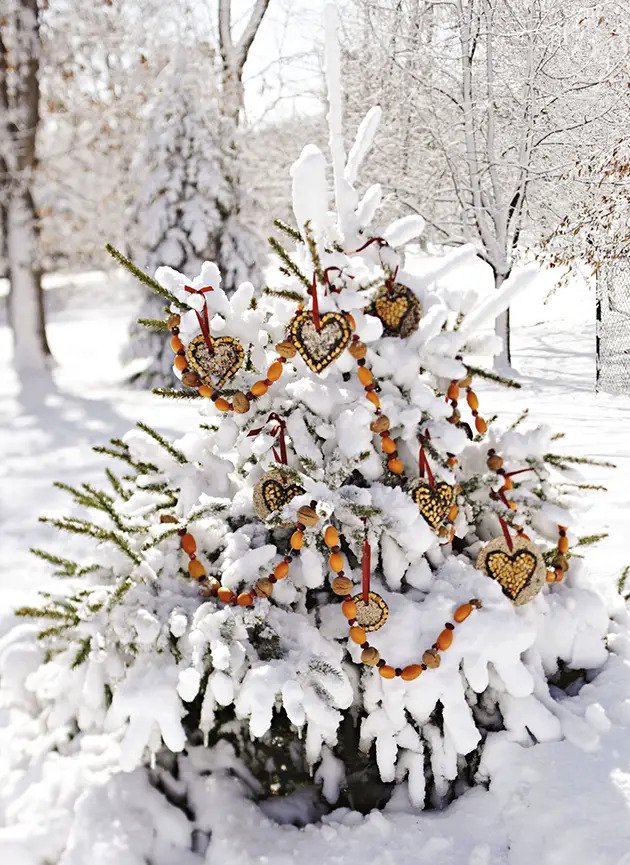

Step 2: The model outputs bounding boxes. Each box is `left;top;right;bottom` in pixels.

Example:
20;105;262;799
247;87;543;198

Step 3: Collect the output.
310;274;321;331
418;432;435;488
347;236;388;255
247;413;288;465
184;285;214;354
361;521;371;603
498;515;514;551
505;468;535;479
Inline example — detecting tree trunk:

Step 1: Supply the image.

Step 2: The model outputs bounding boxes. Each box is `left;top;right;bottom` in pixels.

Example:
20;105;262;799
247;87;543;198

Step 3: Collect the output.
7;186;50;371
2;0;50;372
493;271;512;372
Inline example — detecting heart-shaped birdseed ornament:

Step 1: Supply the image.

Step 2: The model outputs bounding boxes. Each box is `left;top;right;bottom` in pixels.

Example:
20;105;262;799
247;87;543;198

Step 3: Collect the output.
287;310;352;373
253;468;306;522
185;334;245;389
476;536;546;605
368;284;421;338
411;480;456;530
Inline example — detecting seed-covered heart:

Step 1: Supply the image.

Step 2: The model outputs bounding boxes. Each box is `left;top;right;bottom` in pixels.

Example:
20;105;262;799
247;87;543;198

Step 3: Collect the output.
185;334;245;389
368;285;421;338
253;469;305;522
412;480;456;530
476;536;546;605
288;310;352;373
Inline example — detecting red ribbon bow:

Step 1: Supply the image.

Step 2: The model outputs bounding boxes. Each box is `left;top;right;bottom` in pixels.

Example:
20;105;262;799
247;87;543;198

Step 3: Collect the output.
247;413;288;465
184;285;214;353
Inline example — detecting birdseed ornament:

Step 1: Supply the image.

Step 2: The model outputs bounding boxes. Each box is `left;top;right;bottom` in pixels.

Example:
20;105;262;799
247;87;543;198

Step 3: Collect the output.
253;468;305;522
185;333;245;389
368;283;421;338
410;479;458;531
351;591;389;632
477;535;546;605
287;309;353;373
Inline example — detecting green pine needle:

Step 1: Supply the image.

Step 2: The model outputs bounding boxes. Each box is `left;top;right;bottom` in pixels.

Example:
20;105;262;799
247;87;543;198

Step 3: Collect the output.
152;387;202;400
137;317;169;331
105;243;187;310
136;421;188;465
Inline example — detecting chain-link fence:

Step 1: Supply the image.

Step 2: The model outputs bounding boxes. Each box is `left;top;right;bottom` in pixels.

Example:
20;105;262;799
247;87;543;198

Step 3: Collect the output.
596;260;630;393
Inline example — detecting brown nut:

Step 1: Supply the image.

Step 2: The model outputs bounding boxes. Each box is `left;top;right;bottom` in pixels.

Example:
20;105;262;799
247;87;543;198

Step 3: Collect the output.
232;392;251;414
276;340;297;359
297;505;319;527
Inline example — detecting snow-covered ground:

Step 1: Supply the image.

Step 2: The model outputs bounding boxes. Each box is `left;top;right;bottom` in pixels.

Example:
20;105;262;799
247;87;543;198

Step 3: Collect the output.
1;262;630;864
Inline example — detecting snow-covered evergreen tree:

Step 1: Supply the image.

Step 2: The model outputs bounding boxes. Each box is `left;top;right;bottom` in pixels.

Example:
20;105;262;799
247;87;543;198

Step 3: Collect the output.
125;47;262;385
2;6;614;848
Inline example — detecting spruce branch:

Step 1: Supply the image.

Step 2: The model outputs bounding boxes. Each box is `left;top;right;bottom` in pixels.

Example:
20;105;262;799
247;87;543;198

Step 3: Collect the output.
39;516;141;564
509;409;529;430
268;236;312;290
72;637;92;668
262;287;306;303
30;547;80;577
544;453;616;469
576;533;608;546
93;440;158;474
136;421;188;465
137;317;169;331
273;218;303;242
15;606;77;621
466;365;522;389
618;565;630;596
105;243;187;310
304;221;325;284
38;625;72;640
152;387;202;400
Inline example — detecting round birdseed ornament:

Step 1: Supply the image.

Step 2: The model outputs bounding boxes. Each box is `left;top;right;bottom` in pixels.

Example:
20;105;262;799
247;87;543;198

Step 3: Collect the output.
477;535;546;605
253;468;305;523
287;309;352;373
367;284;421;338
185;333;245;389
352;591;389;632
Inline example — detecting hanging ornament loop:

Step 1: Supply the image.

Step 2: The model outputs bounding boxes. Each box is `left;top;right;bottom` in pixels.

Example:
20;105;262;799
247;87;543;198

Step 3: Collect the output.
247;412;288;465
418;431;435;489
361;519;371;603
184;285;214;354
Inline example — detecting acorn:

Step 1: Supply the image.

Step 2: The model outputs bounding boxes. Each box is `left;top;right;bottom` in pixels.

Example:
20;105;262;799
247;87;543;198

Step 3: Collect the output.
232;392;251;414
348;341;367;360
297;505;319;527
422;649;441;669
332;576;354;596
167;313;181;329
370;415;390;434
487;454;504;472
181;371;202;388
361;647;380;666
255;578;274;598
276;340;297;359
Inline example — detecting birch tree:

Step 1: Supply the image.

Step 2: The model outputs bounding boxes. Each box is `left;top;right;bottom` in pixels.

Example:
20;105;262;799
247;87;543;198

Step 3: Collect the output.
343;0;628;368
1;0;50;372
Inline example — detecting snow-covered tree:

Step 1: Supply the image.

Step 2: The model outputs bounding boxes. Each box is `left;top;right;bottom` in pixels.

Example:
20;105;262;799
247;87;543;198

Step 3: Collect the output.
2;5;613;844
1;0;51;372
341;0;629;368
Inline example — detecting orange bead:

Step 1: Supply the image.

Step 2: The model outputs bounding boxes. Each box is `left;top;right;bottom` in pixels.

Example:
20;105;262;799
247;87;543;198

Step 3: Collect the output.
350;626;366;644
237;592;253;607
437;629;453;651
217;586;236;603
387;458;404;475
341;600;357;619
346;313;356;330
188;560;206;580
214;397;231;412
401;665;423;681
454;603;473;623
366;391;380;408
447;504;458;522
381;437;397;454
181;533;196;555
358;367;373;387
329;552;344;572
324;526;339;548
267;361;283;382
290;530;304;550
508;500;517;512
447;382;460;401
170;335;184;353
198;385;214;398
502;476;514;490
466;391;479;411
379;665;396;679
546;570;556;582
558;536;569;554
251;380;268;397
174;355;188;371
274;561;289;580
475;416;488;434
